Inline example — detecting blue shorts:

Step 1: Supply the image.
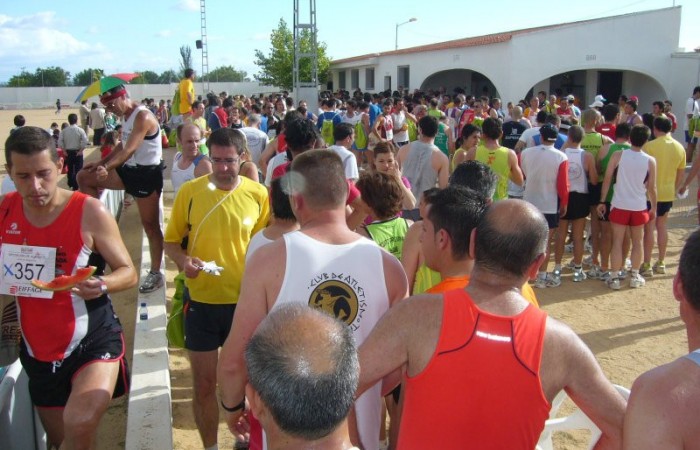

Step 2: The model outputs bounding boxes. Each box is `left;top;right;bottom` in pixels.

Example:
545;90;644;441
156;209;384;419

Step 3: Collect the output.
686;130;698;144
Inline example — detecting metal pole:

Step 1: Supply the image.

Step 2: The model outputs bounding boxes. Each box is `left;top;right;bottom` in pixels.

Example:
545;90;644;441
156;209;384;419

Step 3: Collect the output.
395;18;417;51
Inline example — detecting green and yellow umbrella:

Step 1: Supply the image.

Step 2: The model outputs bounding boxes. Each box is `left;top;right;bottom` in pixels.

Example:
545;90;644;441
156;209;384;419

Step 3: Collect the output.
74;73;140;103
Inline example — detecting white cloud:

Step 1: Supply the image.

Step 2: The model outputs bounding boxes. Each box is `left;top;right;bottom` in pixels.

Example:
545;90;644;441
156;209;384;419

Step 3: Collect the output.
0;11;93;59
155;29;173;38
0;11;112;82
251;33;268;41
173;0;199;12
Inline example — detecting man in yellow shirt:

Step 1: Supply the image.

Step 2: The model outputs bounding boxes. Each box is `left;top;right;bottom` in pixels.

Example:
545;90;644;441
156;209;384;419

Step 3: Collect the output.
179;68;196;117
164;127;269;450
641;117;686;275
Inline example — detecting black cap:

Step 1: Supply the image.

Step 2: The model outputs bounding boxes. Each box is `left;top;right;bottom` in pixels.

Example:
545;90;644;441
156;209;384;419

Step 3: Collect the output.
539;123;559;141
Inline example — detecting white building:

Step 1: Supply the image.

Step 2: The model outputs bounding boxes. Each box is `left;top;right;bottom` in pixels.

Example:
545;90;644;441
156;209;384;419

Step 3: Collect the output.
330;6;700;131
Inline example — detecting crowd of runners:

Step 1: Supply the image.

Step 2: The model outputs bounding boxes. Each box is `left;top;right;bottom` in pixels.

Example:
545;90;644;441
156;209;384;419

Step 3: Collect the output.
2;80;700;450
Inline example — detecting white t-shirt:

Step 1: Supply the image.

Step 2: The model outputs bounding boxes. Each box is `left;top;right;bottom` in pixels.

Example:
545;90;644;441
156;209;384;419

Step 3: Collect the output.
521;144;568;214
241;127;269;165
245;229;274;264
328;145;359;181
264;151;289;187
392;111;409;143
519;126;541;148
341;111;363;127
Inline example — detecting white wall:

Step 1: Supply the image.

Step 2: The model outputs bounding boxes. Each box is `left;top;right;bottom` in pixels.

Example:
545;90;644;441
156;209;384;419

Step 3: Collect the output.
330;7;686;109
0;82;281;109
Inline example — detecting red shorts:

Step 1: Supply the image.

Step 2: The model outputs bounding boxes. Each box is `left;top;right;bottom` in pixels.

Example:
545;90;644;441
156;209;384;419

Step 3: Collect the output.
609;207;649;227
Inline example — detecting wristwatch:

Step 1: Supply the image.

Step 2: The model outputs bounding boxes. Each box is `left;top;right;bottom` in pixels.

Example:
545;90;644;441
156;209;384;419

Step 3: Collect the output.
96;276;108;295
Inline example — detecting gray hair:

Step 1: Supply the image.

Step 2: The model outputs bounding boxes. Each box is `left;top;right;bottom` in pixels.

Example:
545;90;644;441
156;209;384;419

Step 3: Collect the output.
245;303;359;441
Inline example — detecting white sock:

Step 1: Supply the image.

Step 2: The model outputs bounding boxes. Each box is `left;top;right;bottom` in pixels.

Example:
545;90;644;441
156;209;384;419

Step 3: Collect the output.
204;445;218;450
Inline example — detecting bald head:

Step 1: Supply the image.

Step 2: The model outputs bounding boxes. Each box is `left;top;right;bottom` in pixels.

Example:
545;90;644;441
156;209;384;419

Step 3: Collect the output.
475;200;548;278
245;303;358;441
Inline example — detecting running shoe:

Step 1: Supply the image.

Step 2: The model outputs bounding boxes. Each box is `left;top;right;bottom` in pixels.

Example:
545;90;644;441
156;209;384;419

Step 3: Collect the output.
572;268;587;282
606;277;621;290
584;241;593;253
599;271;612;282
629;273;646;288
139;271;164;293
565;259;577;270
582;255;593;268
639;262;653;278
565;243;573;253
586;265;605;280
550;270;562;287
653;261;666;274
534;276;547;289
534;273;560;288
624;258;632;271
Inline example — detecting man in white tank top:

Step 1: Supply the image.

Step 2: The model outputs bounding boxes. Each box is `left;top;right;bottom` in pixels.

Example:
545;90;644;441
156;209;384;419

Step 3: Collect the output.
597;125;657;290
219;150;407;450
623;228;700;449
77;85;166;293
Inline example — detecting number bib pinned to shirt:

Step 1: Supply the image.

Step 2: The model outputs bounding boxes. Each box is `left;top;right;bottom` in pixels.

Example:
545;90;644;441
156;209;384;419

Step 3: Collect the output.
0;244;56;299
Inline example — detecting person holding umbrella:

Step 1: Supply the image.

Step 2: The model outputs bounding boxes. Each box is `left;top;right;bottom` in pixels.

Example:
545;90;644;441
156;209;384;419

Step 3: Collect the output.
77;83;165;293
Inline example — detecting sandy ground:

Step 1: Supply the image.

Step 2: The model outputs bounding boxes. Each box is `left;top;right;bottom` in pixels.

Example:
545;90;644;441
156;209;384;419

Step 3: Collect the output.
2;108;698;449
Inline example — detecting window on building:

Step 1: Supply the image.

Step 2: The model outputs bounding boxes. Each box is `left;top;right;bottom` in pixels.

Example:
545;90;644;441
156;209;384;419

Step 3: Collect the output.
398;66;410;91
366;68;375;90
338;71;346;90
384;76;391;91
351;69;359;90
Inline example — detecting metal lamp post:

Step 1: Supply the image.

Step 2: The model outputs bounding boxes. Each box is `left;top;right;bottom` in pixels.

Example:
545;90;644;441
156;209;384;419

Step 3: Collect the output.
395;18;417;50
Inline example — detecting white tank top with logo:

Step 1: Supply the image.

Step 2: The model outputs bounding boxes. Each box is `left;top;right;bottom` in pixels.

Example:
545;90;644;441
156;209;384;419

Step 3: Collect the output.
122;105;162;166
274;230;389;450
564;147;588;194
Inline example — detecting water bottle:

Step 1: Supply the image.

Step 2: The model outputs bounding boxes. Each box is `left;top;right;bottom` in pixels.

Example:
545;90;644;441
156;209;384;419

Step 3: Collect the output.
139;302;148;330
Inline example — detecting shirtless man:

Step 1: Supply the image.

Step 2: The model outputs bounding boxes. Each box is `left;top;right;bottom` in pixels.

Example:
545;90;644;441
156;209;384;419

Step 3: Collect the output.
623;228;700;449
218;150;407;450
77;85;165;293
357;199;626;449
2;126;137;449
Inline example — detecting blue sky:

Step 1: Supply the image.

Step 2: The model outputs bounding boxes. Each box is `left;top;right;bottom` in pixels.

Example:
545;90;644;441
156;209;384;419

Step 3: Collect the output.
0;0;697;84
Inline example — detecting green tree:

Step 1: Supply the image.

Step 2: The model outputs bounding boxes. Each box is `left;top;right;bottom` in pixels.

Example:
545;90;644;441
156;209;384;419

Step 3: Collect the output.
207;66;248;82
254;18;329;90
132;70;160;84
8;68;34;87
38;67;70;86
73;68;104;86
9;67;70;87
179;45;193;77
158;69;179;84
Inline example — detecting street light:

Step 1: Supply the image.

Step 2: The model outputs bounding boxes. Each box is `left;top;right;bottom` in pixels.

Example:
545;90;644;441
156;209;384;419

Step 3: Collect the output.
395;18;417;50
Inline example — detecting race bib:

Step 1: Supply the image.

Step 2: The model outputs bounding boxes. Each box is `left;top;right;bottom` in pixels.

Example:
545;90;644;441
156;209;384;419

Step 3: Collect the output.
0;244;56;299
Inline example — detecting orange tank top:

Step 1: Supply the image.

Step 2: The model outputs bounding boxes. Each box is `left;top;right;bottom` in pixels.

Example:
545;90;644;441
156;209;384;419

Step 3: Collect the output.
398;289;550;449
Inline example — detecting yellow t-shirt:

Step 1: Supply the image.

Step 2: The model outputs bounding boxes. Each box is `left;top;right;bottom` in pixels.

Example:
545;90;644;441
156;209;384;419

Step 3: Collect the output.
179;78;194;115
164;175;270;304
642;135;686;202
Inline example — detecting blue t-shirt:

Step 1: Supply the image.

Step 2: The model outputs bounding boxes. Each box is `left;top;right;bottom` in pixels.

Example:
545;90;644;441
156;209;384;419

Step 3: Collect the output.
317;111;342;130
533;132;567;150
369;103;382;127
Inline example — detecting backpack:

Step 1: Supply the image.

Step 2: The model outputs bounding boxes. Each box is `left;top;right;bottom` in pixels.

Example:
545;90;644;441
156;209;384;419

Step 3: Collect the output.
407;119;418;142
321;113;338;145
354;120;368;150
171;88;181;117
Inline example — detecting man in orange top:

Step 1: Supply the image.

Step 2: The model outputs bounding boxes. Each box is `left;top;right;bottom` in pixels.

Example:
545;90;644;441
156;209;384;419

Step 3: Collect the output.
426;161;538;305
356;199;626;450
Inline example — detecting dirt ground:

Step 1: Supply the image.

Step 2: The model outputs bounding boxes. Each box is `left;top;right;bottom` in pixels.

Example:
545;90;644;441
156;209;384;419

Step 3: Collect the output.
2;108;698;449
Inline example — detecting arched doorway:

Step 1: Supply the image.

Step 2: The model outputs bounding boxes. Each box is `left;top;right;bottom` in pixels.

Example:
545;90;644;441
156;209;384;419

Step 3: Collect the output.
421;69;499;98
526;69;667;108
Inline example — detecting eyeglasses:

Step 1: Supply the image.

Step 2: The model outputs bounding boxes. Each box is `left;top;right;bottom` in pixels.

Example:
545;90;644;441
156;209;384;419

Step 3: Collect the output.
211;157;240;165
